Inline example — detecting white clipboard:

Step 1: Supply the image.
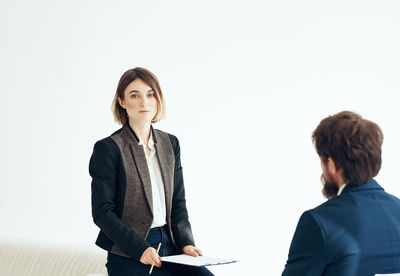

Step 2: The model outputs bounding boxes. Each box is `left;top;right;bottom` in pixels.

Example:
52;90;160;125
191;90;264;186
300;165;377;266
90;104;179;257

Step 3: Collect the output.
161;254;238;267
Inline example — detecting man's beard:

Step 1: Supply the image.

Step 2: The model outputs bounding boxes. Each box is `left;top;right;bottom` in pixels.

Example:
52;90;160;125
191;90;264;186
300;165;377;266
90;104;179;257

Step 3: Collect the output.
321;173;339;199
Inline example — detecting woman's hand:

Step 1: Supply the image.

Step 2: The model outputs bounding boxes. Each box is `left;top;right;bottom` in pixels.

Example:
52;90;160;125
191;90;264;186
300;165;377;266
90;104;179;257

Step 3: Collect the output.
140;247;162;267
183;245;203;257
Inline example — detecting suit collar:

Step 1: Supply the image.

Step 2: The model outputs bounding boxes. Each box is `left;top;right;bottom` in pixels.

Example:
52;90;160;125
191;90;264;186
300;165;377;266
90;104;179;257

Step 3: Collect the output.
341;179;383;195
125;124;158;144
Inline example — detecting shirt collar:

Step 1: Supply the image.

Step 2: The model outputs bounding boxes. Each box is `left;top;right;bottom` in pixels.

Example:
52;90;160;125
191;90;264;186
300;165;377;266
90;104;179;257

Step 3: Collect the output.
340;179;383;195
138;131;155;150
126;123;156;146
337;184;347;196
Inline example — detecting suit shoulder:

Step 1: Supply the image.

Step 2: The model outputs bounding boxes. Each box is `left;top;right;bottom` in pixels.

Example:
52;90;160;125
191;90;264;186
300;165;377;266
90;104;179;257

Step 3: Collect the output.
153;128;173;137
167;133;180;154
93;127;123;145
306;198;340;220
294;210;328;245
153;128;180;145
92;133;120;156
383;190;400;202
168;133;179;145
111;127;123;136
298;210;320;225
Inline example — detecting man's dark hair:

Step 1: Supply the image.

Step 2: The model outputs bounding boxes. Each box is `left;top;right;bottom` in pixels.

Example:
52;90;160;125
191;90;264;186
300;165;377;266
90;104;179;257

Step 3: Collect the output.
312;111;384;185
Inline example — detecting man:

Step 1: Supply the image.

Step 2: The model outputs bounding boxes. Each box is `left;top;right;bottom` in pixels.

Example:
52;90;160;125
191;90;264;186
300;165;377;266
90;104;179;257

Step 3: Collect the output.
282;111;400;276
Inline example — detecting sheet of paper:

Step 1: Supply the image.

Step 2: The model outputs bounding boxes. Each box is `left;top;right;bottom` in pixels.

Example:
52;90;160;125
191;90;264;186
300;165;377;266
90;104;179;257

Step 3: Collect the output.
161;254;237;267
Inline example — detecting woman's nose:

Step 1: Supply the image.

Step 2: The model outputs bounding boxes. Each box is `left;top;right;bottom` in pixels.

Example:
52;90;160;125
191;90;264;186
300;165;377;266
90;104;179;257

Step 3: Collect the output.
140;97;147;107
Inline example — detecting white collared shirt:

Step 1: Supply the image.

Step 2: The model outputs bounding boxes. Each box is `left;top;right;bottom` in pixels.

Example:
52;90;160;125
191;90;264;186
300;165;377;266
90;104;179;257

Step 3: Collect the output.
138;133;167;228
337;184;347;196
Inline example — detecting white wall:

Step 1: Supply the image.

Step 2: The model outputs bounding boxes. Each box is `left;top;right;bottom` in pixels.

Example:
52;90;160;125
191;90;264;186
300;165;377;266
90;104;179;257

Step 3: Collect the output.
1;0;400;275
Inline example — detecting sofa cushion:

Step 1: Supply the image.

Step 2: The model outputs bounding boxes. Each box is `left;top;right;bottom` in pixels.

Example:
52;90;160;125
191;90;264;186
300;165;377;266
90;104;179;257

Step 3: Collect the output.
0;239;107;276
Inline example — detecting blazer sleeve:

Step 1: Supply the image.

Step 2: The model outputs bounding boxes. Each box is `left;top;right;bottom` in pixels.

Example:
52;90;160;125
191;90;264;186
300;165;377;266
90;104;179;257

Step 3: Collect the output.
168;134;196;250
282;211;327;276
90;138;151;260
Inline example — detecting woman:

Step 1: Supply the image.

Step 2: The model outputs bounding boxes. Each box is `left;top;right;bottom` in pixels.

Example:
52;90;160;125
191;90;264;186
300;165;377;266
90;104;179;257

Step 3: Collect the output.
89;67;214;276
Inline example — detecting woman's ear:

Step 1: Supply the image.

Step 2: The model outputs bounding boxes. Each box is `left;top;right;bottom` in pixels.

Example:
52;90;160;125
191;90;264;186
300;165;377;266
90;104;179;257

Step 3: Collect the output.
117;97;126;109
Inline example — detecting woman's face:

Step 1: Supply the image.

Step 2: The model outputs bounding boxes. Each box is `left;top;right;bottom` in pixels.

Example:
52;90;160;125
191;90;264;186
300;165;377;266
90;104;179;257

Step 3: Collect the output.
118;78;158;125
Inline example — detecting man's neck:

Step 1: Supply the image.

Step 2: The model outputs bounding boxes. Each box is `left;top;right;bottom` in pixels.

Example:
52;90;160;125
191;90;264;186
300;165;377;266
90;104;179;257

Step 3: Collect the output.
333;172;346;196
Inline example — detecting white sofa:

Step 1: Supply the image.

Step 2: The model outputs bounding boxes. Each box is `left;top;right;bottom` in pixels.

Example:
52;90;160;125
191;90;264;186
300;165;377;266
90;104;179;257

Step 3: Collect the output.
0;238;107;276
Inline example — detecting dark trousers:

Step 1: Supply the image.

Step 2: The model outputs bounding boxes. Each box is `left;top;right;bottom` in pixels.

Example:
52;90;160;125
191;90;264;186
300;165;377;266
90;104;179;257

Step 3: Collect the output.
106;226;214;276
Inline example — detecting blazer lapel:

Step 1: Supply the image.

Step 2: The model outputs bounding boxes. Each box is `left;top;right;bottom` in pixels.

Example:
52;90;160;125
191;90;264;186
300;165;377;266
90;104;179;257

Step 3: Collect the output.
153;130;173;220
130;143;153;214
121;125;153;214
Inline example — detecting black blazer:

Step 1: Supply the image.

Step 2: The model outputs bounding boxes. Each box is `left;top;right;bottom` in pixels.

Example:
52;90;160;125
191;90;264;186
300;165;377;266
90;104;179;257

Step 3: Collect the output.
89;125;195;260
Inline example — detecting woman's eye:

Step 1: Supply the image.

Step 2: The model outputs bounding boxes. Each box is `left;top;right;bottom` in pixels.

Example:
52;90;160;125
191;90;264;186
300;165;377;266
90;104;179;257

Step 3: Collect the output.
148;93;155;97
131;94;139;98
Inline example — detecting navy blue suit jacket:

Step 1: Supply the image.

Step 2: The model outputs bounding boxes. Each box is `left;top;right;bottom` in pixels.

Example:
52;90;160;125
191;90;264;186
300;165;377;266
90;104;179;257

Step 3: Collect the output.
283;179;400;276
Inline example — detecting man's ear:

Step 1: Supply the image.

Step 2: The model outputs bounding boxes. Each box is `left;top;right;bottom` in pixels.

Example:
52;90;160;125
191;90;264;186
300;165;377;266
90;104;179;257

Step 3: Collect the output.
327;157;339;175
118;97;126;109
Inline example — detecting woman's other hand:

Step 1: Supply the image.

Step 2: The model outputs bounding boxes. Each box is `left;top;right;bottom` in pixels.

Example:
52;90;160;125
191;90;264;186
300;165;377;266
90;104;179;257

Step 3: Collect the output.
183;245;203;257
140;247;162;267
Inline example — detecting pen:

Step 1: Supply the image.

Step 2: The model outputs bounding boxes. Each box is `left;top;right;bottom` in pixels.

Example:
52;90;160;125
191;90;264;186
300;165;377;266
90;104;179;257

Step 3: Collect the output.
149;242;162;275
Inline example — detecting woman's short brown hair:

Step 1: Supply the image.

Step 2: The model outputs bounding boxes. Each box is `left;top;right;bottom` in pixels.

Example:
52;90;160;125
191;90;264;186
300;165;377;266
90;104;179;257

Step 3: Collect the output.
112;67;166;125
312;111;384;185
